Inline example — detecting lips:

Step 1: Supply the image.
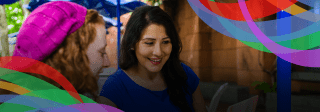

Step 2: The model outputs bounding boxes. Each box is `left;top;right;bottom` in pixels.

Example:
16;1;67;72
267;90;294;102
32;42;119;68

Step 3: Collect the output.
148;58;161;65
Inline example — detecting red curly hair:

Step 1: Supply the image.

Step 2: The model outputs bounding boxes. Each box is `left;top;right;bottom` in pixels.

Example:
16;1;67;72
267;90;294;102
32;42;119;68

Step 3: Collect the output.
0;9;105;102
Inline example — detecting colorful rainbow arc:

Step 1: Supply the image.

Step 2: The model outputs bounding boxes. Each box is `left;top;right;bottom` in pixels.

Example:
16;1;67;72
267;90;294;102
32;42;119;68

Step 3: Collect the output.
200;0;300;21
0;56;124;111
0;67;84;105
188;0;320;67
0;71;116;111
195;0;320;45
0;56;83;103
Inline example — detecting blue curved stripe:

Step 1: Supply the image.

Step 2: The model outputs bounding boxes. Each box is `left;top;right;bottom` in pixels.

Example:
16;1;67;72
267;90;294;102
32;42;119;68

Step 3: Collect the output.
0;95;65;109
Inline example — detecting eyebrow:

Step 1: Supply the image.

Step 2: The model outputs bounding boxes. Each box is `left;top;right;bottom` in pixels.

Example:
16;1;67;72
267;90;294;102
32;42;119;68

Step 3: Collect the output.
142;37;170;40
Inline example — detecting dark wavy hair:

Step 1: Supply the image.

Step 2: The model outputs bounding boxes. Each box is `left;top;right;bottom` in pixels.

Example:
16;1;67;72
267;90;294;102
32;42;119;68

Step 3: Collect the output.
119;6;192;111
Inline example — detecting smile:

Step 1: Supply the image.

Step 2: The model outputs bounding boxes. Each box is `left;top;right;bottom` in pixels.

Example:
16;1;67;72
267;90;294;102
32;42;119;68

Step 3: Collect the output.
148;58;161;65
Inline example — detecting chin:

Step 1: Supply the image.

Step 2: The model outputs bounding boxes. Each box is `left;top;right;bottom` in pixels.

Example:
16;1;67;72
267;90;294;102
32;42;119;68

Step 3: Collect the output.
146;66;163;73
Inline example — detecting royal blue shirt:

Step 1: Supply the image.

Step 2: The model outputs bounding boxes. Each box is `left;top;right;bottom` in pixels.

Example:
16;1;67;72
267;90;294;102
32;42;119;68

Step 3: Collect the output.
100;63;200;112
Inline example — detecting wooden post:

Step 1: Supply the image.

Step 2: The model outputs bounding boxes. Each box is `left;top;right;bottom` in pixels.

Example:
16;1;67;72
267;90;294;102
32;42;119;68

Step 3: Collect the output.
0;4;9;57
19;0;30;22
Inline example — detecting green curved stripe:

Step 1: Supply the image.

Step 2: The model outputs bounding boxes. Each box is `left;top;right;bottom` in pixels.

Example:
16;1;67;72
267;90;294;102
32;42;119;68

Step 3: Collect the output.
240;40;272;53
0;68;59;91
0;68;84;104
239;30;320;52
0;103;36;112
0;90;96;111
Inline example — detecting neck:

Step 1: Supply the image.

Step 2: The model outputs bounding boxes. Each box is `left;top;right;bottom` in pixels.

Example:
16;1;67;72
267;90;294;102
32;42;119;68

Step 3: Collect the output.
129;64;161;81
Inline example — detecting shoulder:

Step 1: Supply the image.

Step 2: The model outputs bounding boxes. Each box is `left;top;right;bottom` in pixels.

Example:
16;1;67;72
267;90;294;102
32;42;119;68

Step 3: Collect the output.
181;63;199;79
180;63;200;94
100;69;126;95
103;69;126;85
99;69;126;107
181;63;192;71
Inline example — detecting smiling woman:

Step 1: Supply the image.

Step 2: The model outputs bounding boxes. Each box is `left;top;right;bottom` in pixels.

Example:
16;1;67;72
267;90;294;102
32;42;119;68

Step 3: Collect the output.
133;24;172;73
99;6;207;112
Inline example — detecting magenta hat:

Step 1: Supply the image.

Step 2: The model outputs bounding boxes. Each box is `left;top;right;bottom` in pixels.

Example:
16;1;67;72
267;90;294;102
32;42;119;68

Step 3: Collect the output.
13;1;87;61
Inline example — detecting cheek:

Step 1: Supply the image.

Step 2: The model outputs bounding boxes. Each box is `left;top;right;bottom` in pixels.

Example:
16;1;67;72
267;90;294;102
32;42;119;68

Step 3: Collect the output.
87;49;103;63
164;45;172;55
136;49;149;59
89;53;103;65
136;43;150;57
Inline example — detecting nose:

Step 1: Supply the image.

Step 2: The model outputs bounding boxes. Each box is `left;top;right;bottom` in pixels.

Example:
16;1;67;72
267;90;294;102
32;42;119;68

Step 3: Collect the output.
102;54;111;67
153;43;162;56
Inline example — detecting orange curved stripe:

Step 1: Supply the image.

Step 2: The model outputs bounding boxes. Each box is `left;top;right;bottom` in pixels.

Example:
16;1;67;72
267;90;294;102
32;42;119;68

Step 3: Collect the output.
0;81;30;95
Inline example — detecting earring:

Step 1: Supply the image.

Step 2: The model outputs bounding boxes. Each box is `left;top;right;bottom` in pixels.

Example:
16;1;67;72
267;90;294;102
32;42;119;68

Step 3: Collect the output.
130;48;134;50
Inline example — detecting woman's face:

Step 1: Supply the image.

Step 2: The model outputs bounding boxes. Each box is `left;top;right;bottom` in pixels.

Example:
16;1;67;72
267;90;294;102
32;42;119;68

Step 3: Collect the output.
87;25;110;76
134;24;172;73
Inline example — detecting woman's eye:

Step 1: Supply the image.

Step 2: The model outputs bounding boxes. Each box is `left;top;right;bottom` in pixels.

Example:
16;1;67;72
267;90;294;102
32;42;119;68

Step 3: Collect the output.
145;42;153;45
98;49;106;57
100;53;106;57
163;41;170;44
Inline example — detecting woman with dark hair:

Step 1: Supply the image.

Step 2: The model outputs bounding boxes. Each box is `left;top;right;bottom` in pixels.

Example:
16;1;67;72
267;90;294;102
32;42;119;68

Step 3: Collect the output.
100;6;207;112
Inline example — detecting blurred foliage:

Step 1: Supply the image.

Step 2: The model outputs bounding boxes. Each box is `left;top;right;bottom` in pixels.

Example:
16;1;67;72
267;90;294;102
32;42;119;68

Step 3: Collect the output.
144;0;162;6
251;81;277;93
4;0;24;34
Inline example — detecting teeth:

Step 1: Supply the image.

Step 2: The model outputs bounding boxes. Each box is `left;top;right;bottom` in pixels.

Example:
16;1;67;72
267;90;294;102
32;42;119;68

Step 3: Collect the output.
149;59;161;62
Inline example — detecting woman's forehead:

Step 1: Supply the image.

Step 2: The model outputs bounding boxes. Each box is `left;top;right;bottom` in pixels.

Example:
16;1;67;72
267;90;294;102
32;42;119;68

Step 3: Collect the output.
140;24;168;39
143;24;166;31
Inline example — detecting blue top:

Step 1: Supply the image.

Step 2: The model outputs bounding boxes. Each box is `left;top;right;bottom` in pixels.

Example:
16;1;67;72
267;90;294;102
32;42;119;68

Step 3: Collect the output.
100;63;200;112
